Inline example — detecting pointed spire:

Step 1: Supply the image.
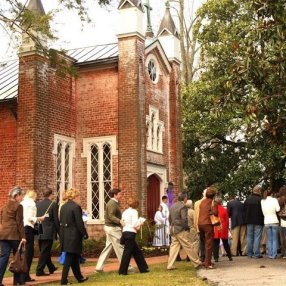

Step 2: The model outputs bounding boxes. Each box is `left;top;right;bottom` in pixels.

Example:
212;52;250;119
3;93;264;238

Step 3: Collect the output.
118;0;144;12
157;2;179;38
26;0;45;15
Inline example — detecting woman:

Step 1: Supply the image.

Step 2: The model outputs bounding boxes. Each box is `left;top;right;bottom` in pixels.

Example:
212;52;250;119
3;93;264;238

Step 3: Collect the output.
118;198;149;275
0;186;26;286
278;186;286;258
152;205;169;247
212;198;232;262
198;186;218;269
261;189;280;259
21;190;45;282
59;188;88;285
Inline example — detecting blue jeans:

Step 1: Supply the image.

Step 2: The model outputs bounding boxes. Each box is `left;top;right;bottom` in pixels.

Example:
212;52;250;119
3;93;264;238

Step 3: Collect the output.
0;240;24;284
265;224;279;258
246;224;263;257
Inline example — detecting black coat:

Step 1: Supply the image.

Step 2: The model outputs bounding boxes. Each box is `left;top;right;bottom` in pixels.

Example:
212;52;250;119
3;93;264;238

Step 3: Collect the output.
36;198;60;240
244;194;264;225
227;199;246;229
59;200;88;255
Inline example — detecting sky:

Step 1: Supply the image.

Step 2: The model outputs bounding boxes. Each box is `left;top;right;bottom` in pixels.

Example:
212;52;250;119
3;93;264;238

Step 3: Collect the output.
0;0;204;61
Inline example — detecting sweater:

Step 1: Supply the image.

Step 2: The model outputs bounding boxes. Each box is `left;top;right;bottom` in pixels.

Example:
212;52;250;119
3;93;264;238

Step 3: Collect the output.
261;196;280;225
105;198;121;227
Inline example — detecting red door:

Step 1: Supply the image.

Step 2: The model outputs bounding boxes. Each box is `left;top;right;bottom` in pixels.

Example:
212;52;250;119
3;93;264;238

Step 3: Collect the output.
147;174;160;221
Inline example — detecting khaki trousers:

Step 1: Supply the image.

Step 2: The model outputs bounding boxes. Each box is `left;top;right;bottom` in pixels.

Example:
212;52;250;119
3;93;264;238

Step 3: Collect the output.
231;225;246;256
96;225;124;271
167;230;201;269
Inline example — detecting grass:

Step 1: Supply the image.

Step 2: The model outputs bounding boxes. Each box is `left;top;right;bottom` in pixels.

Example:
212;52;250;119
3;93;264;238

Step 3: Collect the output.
42;262;208;286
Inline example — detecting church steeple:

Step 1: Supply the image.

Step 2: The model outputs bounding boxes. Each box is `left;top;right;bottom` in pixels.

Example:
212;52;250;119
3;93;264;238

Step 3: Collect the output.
19;0;47;55
26;0;45;15
157;1;179;38
158;1;180;63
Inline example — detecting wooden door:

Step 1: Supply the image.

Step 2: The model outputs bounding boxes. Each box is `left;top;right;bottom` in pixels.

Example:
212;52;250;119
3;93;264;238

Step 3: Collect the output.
147;174;160;220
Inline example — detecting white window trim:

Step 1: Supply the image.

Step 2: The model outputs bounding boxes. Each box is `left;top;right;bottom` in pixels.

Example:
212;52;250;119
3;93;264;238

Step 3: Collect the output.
147;163;167;198
52;134;75;201
146;54;160;84
82;135;117;224
146;105;164;154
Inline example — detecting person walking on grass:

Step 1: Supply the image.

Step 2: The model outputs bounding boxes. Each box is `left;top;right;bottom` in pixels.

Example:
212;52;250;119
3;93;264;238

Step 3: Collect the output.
96;188;133;272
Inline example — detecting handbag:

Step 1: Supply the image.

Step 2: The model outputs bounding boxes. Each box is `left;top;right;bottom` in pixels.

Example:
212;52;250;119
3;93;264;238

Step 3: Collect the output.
210;214;221;226
210;200;221;226
9;242;28;274
278;205;286;220
33;222;43;235
58;252;66;265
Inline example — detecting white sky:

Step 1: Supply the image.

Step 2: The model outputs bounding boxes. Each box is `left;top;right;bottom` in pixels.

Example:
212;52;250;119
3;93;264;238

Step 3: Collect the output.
0;0;204;61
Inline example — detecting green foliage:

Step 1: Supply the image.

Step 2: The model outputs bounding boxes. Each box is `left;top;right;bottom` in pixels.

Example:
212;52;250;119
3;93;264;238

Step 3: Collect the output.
184;0;286;199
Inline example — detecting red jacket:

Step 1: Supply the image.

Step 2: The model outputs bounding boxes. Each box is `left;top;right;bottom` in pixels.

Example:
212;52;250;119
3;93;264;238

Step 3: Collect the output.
214;205;229;239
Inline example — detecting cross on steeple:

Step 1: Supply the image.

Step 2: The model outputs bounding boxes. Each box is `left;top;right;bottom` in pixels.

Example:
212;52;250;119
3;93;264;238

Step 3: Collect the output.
144;0;154;37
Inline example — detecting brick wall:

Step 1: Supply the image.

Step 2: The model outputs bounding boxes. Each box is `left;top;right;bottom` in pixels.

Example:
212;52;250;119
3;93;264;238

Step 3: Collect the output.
118;36;146;211
0;102;17;205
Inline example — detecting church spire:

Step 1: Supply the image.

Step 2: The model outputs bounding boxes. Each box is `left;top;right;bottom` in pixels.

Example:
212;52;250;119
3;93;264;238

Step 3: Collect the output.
157;1;179;38
26;0;45;15
19;0;47;55
144;0;154;38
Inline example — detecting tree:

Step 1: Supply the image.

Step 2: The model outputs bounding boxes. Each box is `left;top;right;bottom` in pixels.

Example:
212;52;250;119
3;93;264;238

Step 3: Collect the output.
0;0;112;55
183;0;286;199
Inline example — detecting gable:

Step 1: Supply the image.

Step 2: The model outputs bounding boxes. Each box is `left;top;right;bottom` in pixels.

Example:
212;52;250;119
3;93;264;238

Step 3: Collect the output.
145;40;171;74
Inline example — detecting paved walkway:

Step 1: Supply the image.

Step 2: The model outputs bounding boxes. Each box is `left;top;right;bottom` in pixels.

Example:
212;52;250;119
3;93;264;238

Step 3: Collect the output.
3;255;286;285
197;255;286;286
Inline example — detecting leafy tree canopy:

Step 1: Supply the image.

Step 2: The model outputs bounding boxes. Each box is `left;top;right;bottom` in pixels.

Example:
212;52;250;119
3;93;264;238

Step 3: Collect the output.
183;0;286;200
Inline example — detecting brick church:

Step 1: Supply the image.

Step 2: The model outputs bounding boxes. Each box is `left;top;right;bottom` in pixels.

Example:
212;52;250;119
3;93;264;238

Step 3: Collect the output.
0;0;182;236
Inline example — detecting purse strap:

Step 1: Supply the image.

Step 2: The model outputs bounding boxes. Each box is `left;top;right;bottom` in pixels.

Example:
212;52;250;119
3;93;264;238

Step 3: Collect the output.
44;201;54;216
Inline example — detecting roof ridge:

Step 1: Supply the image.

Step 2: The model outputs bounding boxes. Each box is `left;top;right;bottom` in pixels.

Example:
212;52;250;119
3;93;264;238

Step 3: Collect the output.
67;42;118;51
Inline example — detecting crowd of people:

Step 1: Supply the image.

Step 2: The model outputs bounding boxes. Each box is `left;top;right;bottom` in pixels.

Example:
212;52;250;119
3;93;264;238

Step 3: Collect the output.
0;184;286;285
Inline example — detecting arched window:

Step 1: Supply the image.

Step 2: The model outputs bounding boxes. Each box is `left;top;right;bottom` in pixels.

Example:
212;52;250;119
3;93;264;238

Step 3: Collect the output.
91;144;99;219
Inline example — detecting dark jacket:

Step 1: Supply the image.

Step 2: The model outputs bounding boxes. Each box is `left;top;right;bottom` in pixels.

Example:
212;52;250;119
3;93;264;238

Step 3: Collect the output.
244;193;264;225
0;200;25;240
36;198;60;240
227;199;245;229
169;201;189;235
59;200;88;255
105;199;121;227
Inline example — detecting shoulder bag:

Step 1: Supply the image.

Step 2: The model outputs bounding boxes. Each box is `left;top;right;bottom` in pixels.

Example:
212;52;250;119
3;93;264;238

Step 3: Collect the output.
210;200;221;226
34;201;54;235
9;242;28;274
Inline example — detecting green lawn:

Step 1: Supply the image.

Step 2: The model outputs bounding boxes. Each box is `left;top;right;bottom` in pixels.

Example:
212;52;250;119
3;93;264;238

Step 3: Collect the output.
43;262;207;286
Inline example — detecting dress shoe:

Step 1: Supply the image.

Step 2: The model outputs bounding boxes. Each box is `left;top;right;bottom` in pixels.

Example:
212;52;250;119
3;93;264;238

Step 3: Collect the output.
36;272;50;276
25;278;35;282
228;256;233;261
214;259;219;262
140;270;149;273
61;282;72;285
50;267;58;274
78;277;88;283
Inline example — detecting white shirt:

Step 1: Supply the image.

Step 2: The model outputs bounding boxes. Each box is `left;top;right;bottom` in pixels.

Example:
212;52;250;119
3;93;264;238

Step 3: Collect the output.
154;211;165;225
261;196;280;225
122;208;139;233
21;197;37;228
161;202;170;226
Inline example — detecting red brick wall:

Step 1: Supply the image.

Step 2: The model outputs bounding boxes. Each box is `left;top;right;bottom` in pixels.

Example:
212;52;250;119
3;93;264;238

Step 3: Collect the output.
74;67;119;209
0;102;17;205
118;36;147;211
17;54;75;196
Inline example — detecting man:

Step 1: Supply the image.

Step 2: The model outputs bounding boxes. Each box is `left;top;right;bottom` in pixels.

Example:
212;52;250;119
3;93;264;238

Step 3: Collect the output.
167;192;201;270
96;188;132;272
227;196;246;256
36;188;59;276
161;195;169;219
244;185;264;258
194;189;207;262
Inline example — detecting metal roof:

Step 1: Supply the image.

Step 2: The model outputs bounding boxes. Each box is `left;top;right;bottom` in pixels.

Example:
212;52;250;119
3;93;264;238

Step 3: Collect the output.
0;60;19;102
0;43;119;102
67;43;118;64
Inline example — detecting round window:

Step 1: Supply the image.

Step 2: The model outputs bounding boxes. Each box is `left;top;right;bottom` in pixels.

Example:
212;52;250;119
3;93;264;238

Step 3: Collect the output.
148;60;157;83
